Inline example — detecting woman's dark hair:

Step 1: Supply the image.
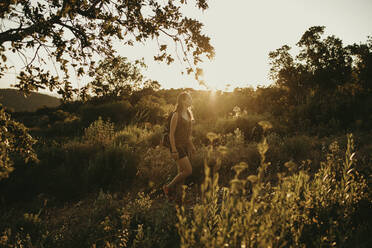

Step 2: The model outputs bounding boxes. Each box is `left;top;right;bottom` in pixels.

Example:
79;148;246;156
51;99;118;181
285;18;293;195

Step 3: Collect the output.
174;91;194;121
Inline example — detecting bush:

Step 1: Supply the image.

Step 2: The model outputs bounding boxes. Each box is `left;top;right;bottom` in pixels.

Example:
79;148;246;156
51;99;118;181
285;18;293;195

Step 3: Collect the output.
1;137;138;201
83;117;115;146
136;146;175;190
3;191;178;248
86;144;139;191
213;113;269;142
47;141;102;199
45;114;82;137
188;130;261;187
132;95;166;124
79;100;133;126
281;135;313;163
113;124;162;149
176;134;369;247
0;105;37;180
44;140;139;198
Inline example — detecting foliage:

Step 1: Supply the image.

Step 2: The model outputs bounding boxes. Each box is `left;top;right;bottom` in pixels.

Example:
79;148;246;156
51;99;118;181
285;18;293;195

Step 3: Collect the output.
0;189;179;248
113;124;162;149
79;100;134;126
0;0;214;98
43;113;81;137
132;95;166;124
86;144;139;192
136;146;175;190
176;134;369;247
269;26;372;131
83;117;115;146
1;26;372;248
0;104;37;180
88;56;146;100
280;135;313;163
0;126;139;201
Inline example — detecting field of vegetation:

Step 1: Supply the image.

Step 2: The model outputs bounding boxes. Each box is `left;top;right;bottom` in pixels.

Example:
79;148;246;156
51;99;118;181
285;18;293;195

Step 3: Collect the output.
1;27;371;247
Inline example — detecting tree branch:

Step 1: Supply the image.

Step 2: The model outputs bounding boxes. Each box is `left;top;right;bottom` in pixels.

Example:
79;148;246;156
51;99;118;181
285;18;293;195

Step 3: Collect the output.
0;15;61;45
55;20;89;48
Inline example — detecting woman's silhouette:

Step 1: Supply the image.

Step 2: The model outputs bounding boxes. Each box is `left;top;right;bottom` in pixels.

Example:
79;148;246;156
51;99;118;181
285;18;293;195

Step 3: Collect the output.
163;91;196;201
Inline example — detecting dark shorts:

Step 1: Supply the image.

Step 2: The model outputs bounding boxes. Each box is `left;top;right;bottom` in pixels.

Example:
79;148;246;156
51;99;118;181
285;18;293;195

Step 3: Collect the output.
172;146;190;160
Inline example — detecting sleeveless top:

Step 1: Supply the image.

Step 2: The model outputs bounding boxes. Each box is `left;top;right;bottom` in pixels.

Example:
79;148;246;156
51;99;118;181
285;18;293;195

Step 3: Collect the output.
174;111;192;147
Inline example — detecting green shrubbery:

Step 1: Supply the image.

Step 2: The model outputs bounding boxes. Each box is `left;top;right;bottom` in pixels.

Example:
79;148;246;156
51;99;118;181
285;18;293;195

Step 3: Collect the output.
176;134;369;247
84;117;115;146
2;24;372;247
1;98;371;248
213;111;268;141
86;144;138;192
136;146;175;190
1;116;371;248
0;118;140;201
113;124;162;149
0;190;179;248
79;100;134;126
0;105;37;180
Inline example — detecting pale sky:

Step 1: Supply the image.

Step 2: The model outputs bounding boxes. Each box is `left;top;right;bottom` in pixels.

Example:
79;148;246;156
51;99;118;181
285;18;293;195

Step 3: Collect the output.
1;0;372;93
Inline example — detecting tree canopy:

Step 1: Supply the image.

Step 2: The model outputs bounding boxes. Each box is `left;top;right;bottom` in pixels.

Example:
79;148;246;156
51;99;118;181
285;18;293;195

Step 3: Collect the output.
88;56;146;99
269;26;372;130
0;0;214;180
269;26;372;101
0;0;214;98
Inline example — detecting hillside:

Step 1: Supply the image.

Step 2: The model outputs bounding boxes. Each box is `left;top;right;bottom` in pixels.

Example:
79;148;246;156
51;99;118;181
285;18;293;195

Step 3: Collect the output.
0;88;60;112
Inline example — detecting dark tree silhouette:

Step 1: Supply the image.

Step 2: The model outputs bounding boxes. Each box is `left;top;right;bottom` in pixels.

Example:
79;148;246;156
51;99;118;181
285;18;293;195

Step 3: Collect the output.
0;0;214;98
88;56;146;100
269;26;372;131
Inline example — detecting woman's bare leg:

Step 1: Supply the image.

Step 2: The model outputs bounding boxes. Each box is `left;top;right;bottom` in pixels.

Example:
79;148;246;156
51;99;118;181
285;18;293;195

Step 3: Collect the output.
167;156;192;189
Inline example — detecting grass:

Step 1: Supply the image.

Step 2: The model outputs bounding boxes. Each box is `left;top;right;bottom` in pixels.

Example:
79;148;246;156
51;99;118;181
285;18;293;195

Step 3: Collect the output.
176;134;370;248
0;118;371;247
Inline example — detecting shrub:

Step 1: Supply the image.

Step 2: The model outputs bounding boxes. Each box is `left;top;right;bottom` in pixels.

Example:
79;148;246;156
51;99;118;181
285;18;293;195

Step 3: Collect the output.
136;146;175;190
86;144;139;191
48;141;102;199
83;117;115;146
214;117;236;135
281;135;313;163
176;134;369;247
45;114;82;137
79;100;133;126
3;138;138;201
0;105;37;180
113;124;161;149
133;95;166;124
146;124;164;147
213;113;270;142
37;190;178;248
45;140;138;198
192;121;215;146
202;130;261;186
128;197;179;248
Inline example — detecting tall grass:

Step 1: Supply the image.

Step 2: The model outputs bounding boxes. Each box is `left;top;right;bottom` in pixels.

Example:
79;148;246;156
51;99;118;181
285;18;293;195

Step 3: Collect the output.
176;134;369;247
1;115;370;248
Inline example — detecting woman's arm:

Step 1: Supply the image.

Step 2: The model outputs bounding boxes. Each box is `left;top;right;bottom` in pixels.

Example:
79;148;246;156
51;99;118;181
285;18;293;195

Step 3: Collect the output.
169;112;178;153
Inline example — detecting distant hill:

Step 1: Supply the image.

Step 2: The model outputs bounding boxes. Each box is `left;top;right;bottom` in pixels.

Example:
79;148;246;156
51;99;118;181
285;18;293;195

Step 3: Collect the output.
0;88;61;112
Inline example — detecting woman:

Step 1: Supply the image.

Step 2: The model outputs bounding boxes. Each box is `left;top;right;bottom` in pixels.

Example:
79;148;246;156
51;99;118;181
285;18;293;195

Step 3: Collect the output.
163;91;196;200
